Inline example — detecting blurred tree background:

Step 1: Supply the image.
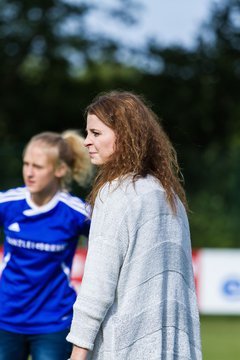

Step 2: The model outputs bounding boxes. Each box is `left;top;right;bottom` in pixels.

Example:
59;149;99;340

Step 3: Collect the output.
0;0;239;248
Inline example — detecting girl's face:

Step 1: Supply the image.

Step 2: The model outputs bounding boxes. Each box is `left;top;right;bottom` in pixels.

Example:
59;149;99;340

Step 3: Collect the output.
84;114;116;165
23;142;62;205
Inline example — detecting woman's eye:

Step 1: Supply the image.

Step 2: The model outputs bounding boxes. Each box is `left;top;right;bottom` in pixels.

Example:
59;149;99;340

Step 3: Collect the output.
93;132;100;137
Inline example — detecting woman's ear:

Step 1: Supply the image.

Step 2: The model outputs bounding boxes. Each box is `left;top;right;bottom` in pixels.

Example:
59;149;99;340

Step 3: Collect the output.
55;162;68;178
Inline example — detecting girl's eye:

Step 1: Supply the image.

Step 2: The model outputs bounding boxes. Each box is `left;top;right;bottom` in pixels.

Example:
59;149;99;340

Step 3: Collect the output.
93;132;100;137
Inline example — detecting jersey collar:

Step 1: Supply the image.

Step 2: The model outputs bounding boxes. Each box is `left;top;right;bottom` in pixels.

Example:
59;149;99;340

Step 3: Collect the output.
23;189;61;216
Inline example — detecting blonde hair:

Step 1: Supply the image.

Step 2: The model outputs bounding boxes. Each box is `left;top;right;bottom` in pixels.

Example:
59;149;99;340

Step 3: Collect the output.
24;130;93;190
86;90;187;212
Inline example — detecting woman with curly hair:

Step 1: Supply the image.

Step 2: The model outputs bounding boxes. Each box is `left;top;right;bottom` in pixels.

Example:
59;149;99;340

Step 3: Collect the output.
67;91;202;360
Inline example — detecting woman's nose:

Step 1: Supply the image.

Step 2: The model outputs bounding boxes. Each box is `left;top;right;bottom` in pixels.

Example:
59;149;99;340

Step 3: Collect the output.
84;134;91;147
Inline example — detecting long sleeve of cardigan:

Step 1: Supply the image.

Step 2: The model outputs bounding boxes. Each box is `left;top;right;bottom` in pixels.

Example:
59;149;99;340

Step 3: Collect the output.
67;184;129;350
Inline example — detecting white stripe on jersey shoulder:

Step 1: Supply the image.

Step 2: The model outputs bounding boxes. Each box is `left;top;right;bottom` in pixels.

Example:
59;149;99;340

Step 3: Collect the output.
59;192;90;217
0;187;26;203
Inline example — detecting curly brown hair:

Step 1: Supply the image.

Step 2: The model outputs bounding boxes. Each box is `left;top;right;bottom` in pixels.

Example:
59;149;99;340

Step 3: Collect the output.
86;90;187;212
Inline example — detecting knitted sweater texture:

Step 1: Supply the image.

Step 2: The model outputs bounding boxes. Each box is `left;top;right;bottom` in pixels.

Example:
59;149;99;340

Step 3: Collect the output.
67;175;202;359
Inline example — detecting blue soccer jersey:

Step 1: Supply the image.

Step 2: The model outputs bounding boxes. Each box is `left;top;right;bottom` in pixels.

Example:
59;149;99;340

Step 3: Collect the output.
0;187;90;334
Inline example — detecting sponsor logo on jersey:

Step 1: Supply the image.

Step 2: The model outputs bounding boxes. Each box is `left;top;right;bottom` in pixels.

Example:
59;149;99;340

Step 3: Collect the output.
6;236;67;252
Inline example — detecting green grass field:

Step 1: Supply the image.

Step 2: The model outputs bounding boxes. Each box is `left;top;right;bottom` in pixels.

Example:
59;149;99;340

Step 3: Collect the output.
201;316;240;359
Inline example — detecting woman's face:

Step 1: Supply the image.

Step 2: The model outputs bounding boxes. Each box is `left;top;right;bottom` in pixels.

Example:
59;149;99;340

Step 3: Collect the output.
84;114;116;165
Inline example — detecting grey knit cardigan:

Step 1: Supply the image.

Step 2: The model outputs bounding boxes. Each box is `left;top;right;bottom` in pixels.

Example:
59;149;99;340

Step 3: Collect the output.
67;175;202;359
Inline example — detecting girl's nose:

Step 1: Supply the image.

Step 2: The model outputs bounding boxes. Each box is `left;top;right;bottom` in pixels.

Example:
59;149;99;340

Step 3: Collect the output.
26;166;34;176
